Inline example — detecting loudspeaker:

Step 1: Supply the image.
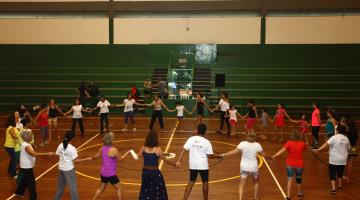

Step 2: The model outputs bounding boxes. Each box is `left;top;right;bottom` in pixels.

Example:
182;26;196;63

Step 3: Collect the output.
215;74;225;87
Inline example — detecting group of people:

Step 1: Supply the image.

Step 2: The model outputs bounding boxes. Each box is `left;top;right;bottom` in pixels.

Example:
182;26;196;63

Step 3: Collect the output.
5;120;358;200
3;91;359;200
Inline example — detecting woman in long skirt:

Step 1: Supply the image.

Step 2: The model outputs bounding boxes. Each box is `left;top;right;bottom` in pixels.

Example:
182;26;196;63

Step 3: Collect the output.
135;131;176;200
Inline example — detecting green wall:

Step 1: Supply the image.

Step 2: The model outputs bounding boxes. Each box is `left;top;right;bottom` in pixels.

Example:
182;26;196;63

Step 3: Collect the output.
0;44;359;117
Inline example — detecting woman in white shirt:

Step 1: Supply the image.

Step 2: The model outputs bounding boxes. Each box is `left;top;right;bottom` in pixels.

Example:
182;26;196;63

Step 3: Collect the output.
168;101;191;130
313;124;350;195
220;133;270;200
117;93;145;132
14;129;53;200
91;95;112;133
54;131;90;200
211;92;231;134
64;99;91;137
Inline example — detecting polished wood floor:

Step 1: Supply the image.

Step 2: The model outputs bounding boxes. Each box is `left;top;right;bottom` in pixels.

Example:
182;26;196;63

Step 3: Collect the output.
1;116;359;200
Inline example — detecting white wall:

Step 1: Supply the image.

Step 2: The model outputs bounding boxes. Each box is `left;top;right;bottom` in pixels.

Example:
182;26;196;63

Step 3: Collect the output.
114;17;261;44
0;18;108;44
266;16;360;44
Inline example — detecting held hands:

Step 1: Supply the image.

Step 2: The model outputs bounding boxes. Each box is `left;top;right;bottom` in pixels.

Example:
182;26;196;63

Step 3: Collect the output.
175;161;181;168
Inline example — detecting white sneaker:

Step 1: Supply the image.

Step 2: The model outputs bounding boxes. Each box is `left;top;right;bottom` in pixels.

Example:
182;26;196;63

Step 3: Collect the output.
121;128;128;131
13;175;18;180
133;128;136;132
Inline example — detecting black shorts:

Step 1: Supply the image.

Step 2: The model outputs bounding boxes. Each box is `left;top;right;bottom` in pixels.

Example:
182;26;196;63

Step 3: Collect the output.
190;170;209;182
101;175;120;185
328;164;345;181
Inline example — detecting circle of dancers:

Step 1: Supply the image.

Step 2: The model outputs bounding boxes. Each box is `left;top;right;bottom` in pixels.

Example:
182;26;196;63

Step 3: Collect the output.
4;92;358;200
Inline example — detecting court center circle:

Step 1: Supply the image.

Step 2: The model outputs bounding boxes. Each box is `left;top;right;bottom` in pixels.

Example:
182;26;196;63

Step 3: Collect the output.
76;138;264;187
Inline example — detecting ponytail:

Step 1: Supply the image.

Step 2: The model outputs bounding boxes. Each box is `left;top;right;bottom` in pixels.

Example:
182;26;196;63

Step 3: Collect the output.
63;131;75;150
63;137;69;149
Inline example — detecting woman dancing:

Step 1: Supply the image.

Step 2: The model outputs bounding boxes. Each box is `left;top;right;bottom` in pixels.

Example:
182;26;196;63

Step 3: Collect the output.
64;98;91;136
242;100;258;135
211;92;231;134
117;93;146;132
89;132;130;200
190;93;211;127
34;104;50;145
48;99;64;140
272;103;292;143
135;131;176;200
272;130;307;200
54;131;90;200
147;94;170;131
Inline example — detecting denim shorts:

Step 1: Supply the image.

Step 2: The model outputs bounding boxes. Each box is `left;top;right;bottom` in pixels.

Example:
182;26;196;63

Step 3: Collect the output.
286;166;303;178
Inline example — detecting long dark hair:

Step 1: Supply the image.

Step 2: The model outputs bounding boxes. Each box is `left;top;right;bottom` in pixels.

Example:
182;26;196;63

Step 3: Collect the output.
63;131;75;149
144;131;159;148
6;112;16;128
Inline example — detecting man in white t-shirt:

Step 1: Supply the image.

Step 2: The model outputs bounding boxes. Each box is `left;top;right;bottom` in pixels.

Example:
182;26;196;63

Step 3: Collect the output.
176;124;221;200
220;133;269;200
92;96;111;133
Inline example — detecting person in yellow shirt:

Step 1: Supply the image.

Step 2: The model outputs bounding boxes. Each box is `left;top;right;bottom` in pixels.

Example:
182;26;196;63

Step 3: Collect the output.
4;112;19;178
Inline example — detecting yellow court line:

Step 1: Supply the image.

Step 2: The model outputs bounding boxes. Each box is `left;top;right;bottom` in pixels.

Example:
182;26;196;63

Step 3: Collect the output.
262;156;287;199
6;133;101;200
159;120;179;170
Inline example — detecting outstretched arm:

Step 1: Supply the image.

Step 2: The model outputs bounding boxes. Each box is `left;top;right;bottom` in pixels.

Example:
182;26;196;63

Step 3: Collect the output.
117;150;131;161
160;100;170;111
157;147;176;166
175;148;187;167
90;147;102;160
272;148;286;159
221;148;241;157
284;110;292;121
64;108;73;116
25;146;54;157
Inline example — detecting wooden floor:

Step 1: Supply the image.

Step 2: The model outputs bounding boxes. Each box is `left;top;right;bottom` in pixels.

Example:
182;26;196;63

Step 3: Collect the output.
0;116;359;200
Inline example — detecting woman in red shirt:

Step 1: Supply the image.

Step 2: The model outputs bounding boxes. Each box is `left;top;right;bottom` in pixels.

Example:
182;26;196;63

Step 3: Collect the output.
34;104;49;146
272;130;307;200
311;101;321;149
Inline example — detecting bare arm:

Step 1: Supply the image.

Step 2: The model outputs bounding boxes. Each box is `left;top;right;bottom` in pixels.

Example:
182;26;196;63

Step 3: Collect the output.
157;147;176;166
64;108;73;116
272;148;286;159
176;148;187;167
160;100;170;111
90;147;102;160
315;142;329;153
284;110;292;121
221;148;241;157
203;101;212;112
136;146;145;158
25;146;53;157
117;150;131;161
56;105;65;115
254;106;259;119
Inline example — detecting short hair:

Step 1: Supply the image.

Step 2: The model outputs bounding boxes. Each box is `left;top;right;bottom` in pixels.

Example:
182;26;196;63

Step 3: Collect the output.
197;124;207;135
336;124;347;135
176;101;182;105
246;132;256;142
144;131;159;148
222;92;228;99
290;130;301;141
20;129;33;141
103;132;114;146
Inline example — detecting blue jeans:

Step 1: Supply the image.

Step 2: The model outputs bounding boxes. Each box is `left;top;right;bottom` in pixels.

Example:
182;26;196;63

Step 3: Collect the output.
5;147;17;177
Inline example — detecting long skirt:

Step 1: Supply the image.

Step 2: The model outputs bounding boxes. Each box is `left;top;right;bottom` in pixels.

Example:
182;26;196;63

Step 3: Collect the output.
139;169;168;200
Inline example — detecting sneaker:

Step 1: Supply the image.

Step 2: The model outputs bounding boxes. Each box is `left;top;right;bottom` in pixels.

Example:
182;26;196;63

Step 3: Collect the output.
329;189;337;195
40;143;44;147
272;137;278;141
44;141;49;145
297;193;304;197
133;128;137;132
13;175;18;180
216;130;223;134
121;128;128;132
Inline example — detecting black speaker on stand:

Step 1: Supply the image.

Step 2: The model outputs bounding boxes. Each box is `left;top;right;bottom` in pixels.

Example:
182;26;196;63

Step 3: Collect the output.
215;74;225;99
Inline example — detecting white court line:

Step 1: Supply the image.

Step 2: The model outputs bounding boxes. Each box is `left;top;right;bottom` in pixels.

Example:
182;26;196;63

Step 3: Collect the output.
158;121;179;170
6;133;100;200
261;156;287;199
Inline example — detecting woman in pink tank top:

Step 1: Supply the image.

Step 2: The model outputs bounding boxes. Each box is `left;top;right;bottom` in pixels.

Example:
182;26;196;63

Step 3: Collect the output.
89;132;130;200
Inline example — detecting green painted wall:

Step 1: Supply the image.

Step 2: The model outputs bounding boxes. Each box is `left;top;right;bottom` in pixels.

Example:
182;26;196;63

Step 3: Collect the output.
0;44;359;117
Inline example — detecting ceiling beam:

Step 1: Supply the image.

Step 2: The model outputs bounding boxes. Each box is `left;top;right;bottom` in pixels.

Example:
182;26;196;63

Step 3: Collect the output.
0;0;359;13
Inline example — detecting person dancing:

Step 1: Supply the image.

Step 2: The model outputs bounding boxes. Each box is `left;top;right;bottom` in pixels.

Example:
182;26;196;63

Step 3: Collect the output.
211;92;230;134
134;131;176;200
88;132;130;200
220;132;270;200
147;94;170;131
190;93;211;127
64;98;91;137
176;124;221;200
